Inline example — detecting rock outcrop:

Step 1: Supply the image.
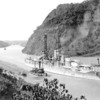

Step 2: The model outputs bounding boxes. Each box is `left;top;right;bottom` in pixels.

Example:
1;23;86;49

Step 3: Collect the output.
23;0;100;56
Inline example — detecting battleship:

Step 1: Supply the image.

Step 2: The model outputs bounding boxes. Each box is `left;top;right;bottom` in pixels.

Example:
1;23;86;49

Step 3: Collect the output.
25;32;100;79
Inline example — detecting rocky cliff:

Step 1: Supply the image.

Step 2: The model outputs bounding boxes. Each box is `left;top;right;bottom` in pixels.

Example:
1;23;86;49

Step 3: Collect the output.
23;0;100;56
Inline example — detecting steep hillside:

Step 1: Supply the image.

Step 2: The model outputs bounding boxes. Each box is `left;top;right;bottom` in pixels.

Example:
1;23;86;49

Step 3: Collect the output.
23;0;100;56
0;41;10;48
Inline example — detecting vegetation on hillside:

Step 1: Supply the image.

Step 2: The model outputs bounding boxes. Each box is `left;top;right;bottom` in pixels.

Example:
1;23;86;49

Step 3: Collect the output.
45;3;88;27
23;0;100;56
0;67;87;100
44;0;100;27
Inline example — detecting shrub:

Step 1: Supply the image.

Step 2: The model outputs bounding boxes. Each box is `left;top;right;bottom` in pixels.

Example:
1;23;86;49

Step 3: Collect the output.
22;73;27;77
0;68;3;74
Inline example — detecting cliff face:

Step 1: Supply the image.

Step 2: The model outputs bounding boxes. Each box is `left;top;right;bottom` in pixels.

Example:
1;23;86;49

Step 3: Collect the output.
23;0;100;56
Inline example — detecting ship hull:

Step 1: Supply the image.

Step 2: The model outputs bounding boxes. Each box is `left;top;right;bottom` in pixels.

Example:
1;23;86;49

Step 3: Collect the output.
25;61;100;80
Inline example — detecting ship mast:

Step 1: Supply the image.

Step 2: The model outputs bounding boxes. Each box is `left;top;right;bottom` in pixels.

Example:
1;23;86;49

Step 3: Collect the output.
57;28;61;52
56;26;62;65
43;33;48;60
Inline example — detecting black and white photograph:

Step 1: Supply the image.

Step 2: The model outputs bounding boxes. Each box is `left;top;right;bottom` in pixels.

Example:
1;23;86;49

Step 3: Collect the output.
0;0;100;100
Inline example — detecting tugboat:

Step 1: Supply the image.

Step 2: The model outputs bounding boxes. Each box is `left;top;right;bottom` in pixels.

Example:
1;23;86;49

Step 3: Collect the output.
30;67;47;76
30;60;48;76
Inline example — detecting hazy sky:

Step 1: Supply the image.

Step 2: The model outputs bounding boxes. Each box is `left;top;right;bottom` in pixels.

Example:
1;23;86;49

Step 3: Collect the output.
0;0;84;41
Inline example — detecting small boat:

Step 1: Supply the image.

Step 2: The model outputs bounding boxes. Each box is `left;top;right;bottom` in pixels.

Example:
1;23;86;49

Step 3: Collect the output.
78;64;92;73
30;67;48;76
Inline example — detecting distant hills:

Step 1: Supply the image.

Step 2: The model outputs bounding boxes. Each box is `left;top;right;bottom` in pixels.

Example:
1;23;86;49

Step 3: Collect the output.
0;41;10;48
23;0;100;56
0;40;27;48
5;40;27;47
